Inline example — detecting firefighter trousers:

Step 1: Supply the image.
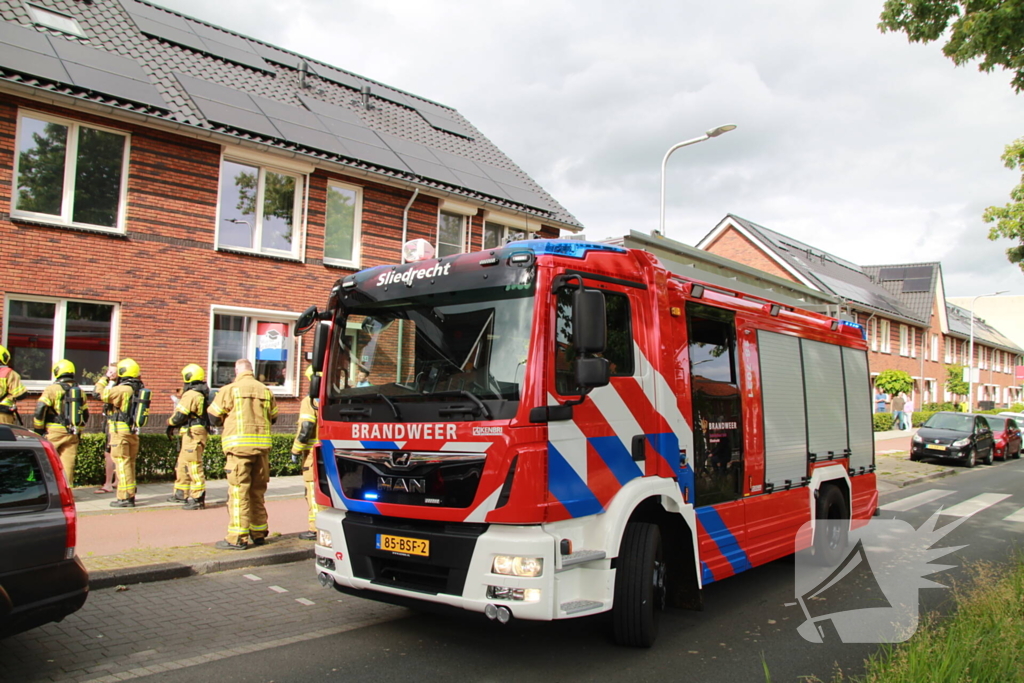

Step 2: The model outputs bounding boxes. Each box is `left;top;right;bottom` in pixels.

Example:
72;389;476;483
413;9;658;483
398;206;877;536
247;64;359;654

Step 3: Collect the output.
46;429;79;487
0;411;16;425
174;429;207;500
110;433;140;500
225;451;269;545
301;452;321;533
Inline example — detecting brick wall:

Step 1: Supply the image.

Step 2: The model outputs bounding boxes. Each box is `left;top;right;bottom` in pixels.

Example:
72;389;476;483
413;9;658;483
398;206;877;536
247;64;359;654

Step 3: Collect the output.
704;227;798;283
0;96;566;419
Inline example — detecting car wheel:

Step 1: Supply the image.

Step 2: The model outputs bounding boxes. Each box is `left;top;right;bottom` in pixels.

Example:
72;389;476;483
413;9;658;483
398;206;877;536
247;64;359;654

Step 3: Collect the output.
612;522;665;648
909;452;919;462
1014;444;1022;460
813;485;849;567
984;448;994;466
965;448;976;468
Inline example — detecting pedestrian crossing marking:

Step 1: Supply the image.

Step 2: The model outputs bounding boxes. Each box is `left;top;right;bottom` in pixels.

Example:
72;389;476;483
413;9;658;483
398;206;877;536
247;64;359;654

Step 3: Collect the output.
295;598;315;606
244;574;262;581
270;585;289;593
939;493;1012;518
1003;507;1024;523
880;489;955;512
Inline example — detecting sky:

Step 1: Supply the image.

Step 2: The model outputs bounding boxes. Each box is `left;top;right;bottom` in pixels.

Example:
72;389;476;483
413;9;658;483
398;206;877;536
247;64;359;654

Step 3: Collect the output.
157;0;1024;298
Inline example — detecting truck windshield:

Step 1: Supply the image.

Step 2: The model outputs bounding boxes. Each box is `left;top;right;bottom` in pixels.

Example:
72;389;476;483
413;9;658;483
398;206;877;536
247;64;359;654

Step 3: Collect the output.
324;286;534;422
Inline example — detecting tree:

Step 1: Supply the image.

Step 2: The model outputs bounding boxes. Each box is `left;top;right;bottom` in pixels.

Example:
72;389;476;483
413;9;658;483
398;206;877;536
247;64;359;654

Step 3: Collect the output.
945;363;970;398
875;369;914;396
879;1;1024;271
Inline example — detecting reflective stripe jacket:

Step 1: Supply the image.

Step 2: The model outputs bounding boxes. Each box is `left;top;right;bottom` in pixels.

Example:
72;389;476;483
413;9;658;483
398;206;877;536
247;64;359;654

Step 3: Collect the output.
209;371;278;455
169;388;209;443
291;396;318;455
34;383;71;433
95;377;134;435
0;367;27;412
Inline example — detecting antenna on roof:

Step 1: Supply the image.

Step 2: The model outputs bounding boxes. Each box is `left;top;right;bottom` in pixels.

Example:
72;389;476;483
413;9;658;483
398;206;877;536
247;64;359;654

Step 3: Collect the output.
299;61;308;89
360;85;373;110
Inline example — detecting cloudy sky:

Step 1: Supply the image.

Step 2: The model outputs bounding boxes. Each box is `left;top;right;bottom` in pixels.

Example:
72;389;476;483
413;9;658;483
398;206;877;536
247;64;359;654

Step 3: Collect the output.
157;0;1024;297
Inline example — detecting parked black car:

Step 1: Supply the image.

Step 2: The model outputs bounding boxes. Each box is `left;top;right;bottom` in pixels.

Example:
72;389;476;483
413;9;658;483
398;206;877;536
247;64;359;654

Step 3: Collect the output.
0;425;88;638
911;412;996;468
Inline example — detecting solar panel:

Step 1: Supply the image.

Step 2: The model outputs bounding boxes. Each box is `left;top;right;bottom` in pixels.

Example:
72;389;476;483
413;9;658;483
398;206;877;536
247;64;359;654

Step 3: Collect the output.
449;169;511;201
417;109;474;139
297;94;365;126
904;265;933;279
268;118;351;156
252;95;324;131
175;73;255;110
0;17;55;53
0;42;71;84
333;137;411;172
249;42;302;70
63;61;167;109
395;153;463;186
176;74;281;137
132;14;206;52
877;267;906;281
430;148;487;175
902;277;932;293
49;36;150;82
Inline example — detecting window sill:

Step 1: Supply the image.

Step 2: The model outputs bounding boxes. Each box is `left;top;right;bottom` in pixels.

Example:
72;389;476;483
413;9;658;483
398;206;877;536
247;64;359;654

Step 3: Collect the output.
323;259;361;271
216;246;301;263
11;216;127;238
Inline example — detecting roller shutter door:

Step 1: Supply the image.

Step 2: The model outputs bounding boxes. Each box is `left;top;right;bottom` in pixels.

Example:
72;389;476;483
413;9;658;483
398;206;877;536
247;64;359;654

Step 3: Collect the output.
758;330;808;487
842;347;874;471
802;339;848;460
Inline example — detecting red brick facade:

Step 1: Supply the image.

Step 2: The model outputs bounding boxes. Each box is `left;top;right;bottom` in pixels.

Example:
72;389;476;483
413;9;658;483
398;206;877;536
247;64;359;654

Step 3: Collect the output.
703;229;798;283
0;95;560;421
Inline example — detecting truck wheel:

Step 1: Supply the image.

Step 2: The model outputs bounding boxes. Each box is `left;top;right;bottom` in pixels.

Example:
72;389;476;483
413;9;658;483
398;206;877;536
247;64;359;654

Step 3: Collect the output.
813;486;848;567
612;522;665;648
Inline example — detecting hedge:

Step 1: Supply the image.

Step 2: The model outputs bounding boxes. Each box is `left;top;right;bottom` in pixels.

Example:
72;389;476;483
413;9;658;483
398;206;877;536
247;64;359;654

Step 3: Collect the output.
71;434;302;487
873;413;894;432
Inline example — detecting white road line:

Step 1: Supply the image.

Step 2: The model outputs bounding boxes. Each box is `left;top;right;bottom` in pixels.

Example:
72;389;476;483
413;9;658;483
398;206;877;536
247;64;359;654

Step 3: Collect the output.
1003;507;1024;523
295;598;315;606
939;493;1013;518
243;574;262;582
880;489;955;512
269;585;289;593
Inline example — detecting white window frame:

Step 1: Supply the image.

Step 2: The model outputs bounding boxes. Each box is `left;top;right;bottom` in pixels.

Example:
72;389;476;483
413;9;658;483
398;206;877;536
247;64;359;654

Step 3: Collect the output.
215;151;308;261
899;324;909;357
322;179;363;269
868;318;878;352
880;320;891;354
482;220;527;250
12;110;131;234
930;333;938;362
26;3;85;37
910;328;917;358
436;209;467;257
944;335;952;364
1;294;119;391
208;305;300;396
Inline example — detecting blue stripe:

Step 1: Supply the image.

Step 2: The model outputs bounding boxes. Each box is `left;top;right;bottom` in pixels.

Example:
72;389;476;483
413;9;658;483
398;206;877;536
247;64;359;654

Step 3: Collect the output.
361;440;399;450
696;506;752;575
646;432;680;475
547;443;604;518
588;436;642;486
701;561;715;585
321;439;379;515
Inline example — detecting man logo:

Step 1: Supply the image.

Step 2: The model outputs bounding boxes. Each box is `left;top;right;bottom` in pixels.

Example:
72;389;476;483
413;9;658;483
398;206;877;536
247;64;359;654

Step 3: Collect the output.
389;452;412;468
377;476;426;494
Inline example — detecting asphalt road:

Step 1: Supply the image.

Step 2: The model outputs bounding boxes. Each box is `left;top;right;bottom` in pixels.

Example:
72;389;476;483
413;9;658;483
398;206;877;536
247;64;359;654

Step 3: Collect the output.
5;458;1024;683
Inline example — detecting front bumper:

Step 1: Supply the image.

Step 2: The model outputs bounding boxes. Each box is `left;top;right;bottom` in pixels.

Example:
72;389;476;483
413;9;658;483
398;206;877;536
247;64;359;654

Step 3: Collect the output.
313;509;614;621
911;443;969;459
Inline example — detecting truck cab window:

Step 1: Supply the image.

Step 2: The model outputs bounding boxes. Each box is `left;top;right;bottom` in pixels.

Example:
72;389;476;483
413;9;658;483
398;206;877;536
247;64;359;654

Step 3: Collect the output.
687;303;743;506
554;288;633;395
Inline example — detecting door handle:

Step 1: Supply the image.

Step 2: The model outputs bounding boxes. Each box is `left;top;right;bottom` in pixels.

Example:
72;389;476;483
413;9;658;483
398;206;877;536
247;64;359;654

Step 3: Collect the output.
631;435;646;462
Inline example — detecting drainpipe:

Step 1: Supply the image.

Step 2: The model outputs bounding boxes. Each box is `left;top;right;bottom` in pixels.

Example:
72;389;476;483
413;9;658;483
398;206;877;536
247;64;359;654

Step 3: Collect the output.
396;188;420;382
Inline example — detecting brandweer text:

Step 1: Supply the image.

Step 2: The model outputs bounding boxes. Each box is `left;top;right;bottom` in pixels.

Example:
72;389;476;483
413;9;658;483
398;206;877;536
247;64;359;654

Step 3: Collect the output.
352;423;458;440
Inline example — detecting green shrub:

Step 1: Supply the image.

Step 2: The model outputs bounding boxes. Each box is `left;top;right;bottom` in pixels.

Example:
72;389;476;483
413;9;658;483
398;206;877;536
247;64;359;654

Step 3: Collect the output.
912;411;935;427
922;402;956;412
873;412;895;432
1011;402;1024;413
72;433;301;486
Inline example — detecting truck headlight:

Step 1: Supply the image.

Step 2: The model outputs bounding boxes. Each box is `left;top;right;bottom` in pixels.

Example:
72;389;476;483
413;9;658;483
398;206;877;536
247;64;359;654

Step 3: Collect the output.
492;555;544;577
317;529;333;548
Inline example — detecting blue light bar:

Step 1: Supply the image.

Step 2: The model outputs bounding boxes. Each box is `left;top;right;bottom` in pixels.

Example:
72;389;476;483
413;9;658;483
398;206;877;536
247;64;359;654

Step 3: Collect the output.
364;492;379;500
514;240;627;259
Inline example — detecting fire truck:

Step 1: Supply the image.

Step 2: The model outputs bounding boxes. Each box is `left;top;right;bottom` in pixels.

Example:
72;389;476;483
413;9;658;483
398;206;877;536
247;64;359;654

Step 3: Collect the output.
298;236;878;647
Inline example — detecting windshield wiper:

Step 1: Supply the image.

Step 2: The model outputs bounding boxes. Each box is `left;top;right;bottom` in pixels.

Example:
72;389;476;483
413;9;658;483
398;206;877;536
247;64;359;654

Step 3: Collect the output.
437;390;492;420
374;392;402;420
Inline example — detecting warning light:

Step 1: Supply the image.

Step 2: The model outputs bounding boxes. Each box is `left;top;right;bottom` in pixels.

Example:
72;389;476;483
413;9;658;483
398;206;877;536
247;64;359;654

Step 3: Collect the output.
403;238;435;263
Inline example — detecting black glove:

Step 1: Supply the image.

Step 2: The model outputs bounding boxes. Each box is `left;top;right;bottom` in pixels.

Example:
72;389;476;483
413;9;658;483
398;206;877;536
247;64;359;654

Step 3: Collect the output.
166;425;176;440
34;427;45;436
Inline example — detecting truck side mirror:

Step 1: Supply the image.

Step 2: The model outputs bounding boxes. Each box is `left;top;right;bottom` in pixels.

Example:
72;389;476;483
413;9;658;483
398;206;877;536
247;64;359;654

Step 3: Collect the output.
309;375;321;400
573;289;606;353
311;322;329;374
295;305;319;336
576;357;610;389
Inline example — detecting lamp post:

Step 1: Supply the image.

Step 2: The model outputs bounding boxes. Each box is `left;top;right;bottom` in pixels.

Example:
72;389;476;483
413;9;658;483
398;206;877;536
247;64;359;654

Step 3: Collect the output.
967;290;1008;411
659;124;737;239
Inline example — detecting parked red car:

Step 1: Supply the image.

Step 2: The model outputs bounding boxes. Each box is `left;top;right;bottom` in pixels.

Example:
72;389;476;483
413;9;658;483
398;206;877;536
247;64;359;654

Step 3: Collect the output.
983;415;1022;460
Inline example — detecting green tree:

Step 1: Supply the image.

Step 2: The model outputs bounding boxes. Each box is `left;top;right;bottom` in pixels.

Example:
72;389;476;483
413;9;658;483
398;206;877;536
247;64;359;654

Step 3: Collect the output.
17;122;67;216
875;369;914;395
878;1;1024;270
945;363;970;398
235;170;295;244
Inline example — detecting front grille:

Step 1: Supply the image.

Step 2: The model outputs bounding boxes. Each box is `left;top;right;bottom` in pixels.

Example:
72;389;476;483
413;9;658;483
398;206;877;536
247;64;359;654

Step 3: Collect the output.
337;452;484;508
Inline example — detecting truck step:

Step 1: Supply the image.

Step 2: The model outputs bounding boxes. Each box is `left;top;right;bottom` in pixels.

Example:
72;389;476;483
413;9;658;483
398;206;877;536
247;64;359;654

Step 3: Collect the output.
558;549;607;572
560;600;603;615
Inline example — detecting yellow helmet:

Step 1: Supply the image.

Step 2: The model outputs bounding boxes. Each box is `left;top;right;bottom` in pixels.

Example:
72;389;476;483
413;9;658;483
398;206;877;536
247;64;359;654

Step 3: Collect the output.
0;344;9;366
52;359;76;379
181;364;205;383
116;358;141;378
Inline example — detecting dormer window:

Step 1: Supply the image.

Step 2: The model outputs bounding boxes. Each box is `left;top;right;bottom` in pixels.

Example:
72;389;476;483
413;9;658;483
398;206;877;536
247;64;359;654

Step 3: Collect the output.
26;4;85;37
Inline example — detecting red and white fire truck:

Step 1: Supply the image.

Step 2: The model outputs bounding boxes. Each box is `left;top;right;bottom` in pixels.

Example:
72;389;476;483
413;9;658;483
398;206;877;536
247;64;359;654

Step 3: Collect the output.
299;237;878;647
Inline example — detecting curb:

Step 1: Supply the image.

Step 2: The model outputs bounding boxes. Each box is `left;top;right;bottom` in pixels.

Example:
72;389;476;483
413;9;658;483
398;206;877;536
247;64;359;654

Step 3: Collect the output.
882;467;958;489
88;544;315;590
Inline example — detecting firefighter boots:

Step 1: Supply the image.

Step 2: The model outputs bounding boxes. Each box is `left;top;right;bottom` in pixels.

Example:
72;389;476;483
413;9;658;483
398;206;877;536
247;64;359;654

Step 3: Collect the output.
182;494;205;510
167;491;186;504
109;497;135;508
215;539;247;551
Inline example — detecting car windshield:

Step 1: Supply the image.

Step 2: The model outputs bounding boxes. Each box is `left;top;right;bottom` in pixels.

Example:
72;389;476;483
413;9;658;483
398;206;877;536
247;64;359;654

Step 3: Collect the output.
984;416;1007;431
326;286;534;408
923;413;973;431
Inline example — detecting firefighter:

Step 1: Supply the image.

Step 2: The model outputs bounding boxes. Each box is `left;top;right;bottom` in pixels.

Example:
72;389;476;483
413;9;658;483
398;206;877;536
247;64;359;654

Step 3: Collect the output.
33;360;89;487
291;365;320;541
208;358;278;550
0;344;27;425
166;364;210;510
95;359;143;508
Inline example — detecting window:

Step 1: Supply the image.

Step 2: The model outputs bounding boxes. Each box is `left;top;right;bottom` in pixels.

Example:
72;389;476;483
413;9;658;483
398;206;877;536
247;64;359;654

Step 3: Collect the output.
930;334;939;362
26;3;84;37
13;111;129;232
210;307;298;394
324;181;362;267
944;336;952;363
218;158;304;258
910;328;917;358
3;296;115;388
868;319;878;352
880;320;891;353
483;221;526;250
554;289;634;395
0;450;48;511
899;325;909;356
437;210;466;258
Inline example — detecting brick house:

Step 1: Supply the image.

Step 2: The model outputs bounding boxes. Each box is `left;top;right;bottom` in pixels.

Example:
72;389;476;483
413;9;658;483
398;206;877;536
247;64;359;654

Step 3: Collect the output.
0;0;581;426
697;215;1024;409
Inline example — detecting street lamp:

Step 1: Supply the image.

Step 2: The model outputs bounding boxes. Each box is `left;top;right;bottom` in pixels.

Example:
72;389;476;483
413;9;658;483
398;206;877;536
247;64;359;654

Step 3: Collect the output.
967;290;1008;411
659;124;737;239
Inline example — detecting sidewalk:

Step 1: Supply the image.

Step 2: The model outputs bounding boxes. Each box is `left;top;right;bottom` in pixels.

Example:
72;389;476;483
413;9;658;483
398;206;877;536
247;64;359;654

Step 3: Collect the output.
873;427;957;492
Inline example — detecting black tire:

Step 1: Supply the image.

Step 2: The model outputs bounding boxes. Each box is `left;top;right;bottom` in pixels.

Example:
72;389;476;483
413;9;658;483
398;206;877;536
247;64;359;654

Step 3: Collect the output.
965;448;976;468
612;522;666;648
984;447;994;466
813;486;849;567
1014;444;1022;460
909;452;919;462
